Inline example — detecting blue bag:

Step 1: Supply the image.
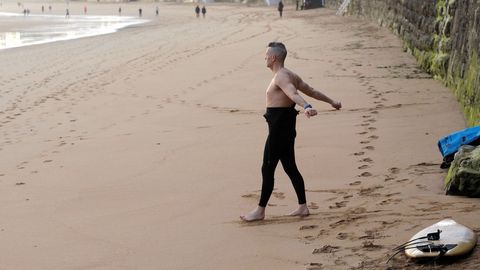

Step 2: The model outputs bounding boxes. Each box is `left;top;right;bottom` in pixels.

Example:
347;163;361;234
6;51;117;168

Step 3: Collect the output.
438;126;480;168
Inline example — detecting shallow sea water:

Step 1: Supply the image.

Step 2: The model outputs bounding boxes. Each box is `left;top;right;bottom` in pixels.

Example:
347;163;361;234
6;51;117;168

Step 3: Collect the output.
0;12;148;50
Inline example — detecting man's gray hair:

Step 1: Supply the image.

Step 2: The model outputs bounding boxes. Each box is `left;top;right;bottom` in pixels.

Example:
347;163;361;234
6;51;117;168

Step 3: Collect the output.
268;42;287;63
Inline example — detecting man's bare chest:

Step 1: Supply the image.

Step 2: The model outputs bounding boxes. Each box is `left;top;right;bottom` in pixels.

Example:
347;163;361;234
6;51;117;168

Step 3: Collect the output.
266;79;281;95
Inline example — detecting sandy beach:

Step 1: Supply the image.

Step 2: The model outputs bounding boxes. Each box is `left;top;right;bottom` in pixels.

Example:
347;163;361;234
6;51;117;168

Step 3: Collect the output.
0;2;479;269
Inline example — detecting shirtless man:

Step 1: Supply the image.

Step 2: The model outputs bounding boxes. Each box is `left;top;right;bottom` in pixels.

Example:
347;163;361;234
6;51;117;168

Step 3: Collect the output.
240;42;341;222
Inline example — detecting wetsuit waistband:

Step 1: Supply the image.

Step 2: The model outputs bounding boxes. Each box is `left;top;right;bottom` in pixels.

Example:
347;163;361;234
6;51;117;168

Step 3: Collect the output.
266;105;296;111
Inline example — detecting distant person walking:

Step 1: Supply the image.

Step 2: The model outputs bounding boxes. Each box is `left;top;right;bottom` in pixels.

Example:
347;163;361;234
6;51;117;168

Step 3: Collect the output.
201;6;206;18
156;6;159;16
296;0;299;10
138;8;142;17
118;7;122;16
278;1;284;18
65;8;70;19
195;5;200;18
84;5;87;15
41;5;44;13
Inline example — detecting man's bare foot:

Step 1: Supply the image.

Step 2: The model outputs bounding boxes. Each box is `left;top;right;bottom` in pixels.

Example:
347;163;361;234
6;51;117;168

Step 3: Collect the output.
288;204;310;217
240;206;265;222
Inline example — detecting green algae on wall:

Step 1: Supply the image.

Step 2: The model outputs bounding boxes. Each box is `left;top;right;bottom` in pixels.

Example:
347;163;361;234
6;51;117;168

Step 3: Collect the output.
404;0;479;126
451;52;480;127
430;0;452;80
435;0;479;126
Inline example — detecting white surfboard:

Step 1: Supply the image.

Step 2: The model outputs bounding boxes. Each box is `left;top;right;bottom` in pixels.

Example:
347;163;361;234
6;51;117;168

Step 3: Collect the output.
405;219;477;258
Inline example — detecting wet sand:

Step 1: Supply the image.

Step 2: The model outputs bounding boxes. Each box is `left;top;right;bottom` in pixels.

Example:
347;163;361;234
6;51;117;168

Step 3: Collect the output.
0;2;478;269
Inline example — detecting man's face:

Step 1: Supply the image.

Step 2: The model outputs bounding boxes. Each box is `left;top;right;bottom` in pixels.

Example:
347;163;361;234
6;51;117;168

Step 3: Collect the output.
265;48;275;69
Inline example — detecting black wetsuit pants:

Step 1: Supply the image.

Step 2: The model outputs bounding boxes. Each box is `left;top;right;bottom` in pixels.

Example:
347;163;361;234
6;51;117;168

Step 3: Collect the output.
259;107;307;207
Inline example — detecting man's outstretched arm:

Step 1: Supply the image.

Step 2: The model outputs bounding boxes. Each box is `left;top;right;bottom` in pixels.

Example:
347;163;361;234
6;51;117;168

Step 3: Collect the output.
298;80;341;110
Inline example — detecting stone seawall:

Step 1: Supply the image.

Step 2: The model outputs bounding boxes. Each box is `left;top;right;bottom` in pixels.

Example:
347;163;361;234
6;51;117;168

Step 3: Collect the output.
326;0;480;126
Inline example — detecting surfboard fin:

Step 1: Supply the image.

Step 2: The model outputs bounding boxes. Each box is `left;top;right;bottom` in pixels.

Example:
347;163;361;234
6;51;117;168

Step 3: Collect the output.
416;243;457;254
426;229;442;240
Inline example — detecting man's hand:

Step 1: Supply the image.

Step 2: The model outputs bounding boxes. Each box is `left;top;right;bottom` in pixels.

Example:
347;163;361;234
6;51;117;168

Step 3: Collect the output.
304;107;318;118
331;101;342;110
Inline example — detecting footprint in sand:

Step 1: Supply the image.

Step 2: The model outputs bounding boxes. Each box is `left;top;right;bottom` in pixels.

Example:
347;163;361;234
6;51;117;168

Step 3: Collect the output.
359;172;372;177
241;193;259;199
384;175;396;181
306;263;323;270
357;131;368;135
367;127;377;131
312;245;340;254
349;180;362;186
388;167;400;174
416;184;428;191
317;229;329;237
379;198;402;206
273;191;285;199
302;235;317;244
360;140;370;144
336;232;351;240
363;146;375;150
386;192;401;197
329;201;348;209
360;241;384;251
308;202;319;209
353;151;365;156
359;186;383;196
360;157;373;163
358;164;370;169
299;225;318;230
368;135;379;140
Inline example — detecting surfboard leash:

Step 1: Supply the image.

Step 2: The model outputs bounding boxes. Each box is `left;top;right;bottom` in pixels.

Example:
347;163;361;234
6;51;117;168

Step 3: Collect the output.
386;243;457;267
389;229;441;252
